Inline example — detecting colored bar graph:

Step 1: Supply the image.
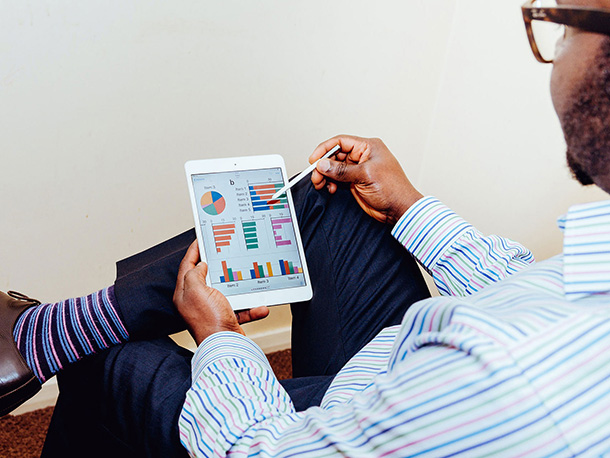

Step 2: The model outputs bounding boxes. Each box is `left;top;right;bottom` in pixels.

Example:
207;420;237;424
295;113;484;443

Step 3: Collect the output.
213;223;236;253
249;261;286;279
249;182;289;212
242;221;259;250
278;259;302;275
225;259;302;282
220;260;244;283
271;217;294;247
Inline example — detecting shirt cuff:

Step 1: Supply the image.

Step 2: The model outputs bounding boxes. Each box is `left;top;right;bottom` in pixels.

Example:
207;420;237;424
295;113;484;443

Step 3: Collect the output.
191;331;272;381
391;196;473;270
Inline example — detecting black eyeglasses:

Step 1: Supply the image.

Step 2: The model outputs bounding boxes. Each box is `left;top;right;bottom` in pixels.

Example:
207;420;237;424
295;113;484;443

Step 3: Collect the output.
522;0;610;63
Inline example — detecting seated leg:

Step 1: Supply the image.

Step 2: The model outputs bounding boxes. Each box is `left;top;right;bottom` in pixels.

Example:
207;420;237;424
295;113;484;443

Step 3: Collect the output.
289;180;430;377
41;337;331;455
113;229;196;340
37;178;430;456
111;178;429;377
42;338;192;458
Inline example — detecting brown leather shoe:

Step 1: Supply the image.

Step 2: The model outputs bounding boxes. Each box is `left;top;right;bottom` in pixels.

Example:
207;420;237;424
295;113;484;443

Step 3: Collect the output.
0;291;42;417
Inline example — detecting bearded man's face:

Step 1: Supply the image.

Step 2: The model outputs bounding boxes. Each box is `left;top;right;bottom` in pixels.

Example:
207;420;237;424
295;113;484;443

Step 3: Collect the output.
561;38;610;188
549;0;610;190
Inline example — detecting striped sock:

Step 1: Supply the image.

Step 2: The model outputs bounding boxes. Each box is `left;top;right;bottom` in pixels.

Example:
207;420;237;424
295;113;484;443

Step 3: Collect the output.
12;286;129;383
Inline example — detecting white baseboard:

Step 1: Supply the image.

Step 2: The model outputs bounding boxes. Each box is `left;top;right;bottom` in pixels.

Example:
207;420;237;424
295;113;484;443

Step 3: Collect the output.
10;376;58;416
9;326;291;416
249;325;291;354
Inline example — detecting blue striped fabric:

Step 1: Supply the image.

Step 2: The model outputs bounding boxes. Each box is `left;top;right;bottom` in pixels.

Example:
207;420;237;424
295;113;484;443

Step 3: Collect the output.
179;198;610;457
392;197;535;296
13;286;129;383
561;201;610;300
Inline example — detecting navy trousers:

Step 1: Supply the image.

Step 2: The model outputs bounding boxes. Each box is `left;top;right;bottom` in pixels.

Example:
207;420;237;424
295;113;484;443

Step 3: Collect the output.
41;180;430;457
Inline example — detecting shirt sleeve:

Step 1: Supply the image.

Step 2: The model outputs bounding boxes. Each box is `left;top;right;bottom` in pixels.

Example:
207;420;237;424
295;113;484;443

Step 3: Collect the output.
178;332;295;457
391;196;534;296
179;326;565;457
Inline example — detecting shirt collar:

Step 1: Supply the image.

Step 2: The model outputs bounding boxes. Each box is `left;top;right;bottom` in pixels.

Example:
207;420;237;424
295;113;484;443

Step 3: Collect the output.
560;200;610;301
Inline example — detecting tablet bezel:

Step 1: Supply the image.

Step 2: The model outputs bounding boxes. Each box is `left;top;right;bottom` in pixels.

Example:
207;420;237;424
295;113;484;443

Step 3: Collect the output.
185;155;313;310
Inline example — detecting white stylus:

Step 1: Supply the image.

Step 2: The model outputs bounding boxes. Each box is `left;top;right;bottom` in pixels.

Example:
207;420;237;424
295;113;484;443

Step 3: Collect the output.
271;144;341;200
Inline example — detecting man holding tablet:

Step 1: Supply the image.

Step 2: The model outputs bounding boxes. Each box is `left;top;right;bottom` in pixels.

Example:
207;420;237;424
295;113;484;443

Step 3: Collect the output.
3;0;610;455
2;145;431;456
184;156;314;310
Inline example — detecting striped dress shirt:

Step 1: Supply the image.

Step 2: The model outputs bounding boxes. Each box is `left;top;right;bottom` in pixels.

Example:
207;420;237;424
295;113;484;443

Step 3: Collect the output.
179;197;610;457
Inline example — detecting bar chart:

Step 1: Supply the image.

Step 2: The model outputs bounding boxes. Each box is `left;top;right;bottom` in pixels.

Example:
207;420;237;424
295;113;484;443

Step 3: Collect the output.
278;259;303;275
248;259;303;279
250;261;275;279
242;221;259;250
249;182;289;212
220;261;244;283
193;168;307;294
212;223;235;253
271;217;294;247
218;258;303;283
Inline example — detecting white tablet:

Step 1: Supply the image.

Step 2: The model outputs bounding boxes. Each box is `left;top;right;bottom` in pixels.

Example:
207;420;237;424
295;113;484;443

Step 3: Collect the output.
185;155;313;310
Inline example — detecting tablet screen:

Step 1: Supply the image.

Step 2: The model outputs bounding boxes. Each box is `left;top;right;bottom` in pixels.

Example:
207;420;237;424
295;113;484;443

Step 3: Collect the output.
191;167;307;297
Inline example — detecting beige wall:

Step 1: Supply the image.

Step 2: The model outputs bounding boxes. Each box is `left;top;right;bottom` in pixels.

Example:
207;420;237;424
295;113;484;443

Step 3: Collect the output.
1;0;607;345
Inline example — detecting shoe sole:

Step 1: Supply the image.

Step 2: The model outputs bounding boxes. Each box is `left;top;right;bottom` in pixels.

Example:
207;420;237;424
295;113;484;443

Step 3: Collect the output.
0;375;42;417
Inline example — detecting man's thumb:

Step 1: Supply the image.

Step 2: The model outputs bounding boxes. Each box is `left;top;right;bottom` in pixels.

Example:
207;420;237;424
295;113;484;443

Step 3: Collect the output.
316;158;359;183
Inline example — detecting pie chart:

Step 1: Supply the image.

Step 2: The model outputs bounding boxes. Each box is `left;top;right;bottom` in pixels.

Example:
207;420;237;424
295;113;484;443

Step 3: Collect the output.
201;191;226;216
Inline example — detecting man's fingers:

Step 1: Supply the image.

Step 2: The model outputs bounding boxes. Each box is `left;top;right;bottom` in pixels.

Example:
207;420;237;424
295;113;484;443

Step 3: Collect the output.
309;136;374;191
310;136;354;162
309;135;370;164
235;306;270;324
184;261;209;288
193;261;209;279
311;169;327;189
184;240;201;265
176;240;200;292
310;139;342;163
316;158;362;184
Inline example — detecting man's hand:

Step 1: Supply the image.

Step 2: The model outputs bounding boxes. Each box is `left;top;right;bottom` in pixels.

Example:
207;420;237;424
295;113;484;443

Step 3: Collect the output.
311;135;423;225
173;241;270;345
